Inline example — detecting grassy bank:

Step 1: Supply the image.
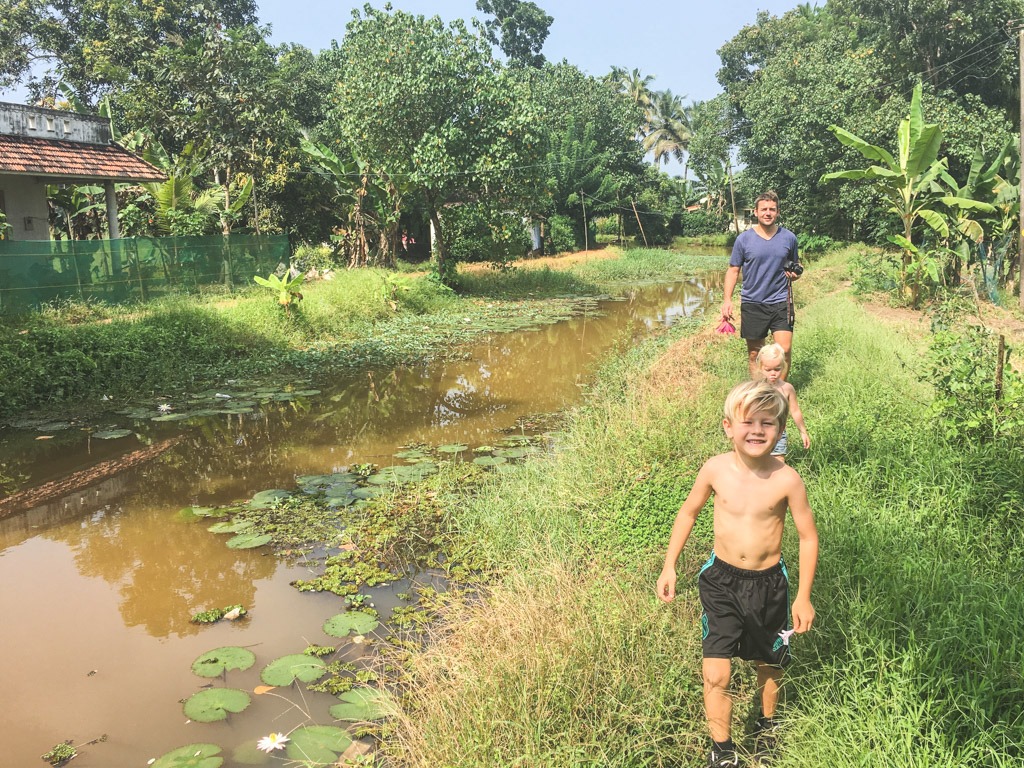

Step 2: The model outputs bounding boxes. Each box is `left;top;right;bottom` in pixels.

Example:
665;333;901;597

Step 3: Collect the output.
0;249;726;420
378;249;1024;767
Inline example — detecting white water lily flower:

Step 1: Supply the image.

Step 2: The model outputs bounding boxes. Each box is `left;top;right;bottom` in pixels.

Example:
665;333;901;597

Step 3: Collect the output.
157;403;173;413
256;733;289;752
351;635;365;644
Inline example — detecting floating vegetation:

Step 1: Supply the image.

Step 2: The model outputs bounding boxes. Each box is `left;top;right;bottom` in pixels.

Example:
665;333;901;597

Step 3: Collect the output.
91;428;134;440
472;455;507;466
330;687;393;722
190;605;247;624
285;726;352;765
225;531;273;549
40;741;76;766
436;443;469;454
191;646;256;677
260;654;328;686
304;644;336;657
323;611;379;638
248;488;293;508
182;687;251;722
151;743;223;768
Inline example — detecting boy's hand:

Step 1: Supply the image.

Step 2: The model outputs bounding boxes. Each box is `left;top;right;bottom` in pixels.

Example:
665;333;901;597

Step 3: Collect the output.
656;566;677;603
801;431;810;449
791;596;815;632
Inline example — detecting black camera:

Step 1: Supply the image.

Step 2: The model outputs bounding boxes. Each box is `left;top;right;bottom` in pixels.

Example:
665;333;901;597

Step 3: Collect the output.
784;260;804;276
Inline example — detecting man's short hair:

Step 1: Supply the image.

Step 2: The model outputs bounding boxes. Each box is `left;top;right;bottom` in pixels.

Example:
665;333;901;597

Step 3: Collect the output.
754;191;780;209
723;380;788;428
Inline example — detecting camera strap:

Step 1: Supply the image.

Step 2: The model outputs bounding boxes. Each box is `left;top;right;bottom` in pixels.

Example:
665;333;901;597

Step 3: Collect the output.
787;279;795;327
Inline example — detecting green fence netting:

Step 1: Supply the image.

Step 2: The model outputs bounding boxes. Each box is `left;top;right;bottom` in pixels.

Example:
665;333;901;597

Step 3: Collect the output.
0;234;291;311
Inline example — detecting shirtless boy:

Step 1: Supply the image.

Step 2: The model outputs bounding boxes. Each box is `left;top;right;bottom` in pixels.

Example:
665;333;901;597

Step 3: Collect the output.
656;381;819;766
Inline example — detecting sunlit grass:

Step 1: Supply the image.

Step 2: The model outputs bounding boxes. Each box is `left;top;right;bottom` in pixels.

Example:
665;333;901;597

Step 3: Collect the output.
379;266;1024;767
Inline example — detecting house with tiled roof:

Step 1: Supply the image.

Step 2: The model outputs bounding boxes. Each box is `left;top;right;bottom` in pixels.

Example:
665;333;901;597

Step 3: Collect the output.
0;102;164;241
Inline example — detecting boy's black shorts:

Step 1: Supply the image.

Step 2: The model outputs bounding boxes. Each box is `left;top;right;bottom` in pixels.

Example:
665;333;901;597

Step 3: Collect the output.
698;553;792;667
740;300;792;340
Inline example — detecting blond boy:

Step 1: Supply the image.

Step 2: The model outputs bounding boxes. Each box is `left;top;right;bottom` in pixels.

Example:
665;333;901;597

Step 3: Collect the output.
657;381;818;766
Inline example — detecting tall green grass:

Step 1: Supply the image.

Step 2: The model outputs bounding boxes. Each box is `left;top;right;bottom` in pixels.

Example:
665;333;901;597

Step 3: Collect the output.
381;269;1024;767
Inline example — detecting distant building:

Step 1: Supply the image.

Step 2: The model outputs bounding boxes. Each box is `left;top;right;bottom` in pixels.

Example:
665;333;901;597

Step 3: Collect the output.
0;102;163;240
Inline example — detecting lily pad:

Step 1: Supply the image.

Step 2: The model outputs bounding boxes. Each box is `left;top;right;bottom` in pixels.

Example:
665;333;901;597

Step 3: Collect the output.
436;443;469;454
36;421;72;431
180;506;221;519
248;489;292;509
182;687;251;722
329;687;393;722
285;725;352;765
151;743;223;768
191;646;256;678
323;612;379;638
260;654;327;686
225;532;273;550
207;520;252;534
351;486;385;500
92;428;134;440
393;448;430;461
473;455;507;467
152;412;193;422
493;447;530;459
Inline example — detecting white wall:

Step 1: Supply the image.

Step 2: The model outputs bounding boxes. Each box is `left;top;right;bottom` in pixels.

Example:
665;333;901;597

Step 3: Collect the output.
0;175;48;240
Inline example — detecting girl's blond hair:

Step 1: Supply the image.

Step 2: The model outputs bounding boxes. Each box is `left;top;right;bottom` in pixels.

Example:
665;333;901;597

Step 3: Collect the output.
755;342;789;378
723;380;788;427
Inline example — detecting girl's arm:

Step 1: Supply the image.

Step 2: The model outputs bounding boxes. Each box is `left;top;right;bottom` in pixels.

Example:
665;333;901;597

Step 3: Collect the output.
786;384;810;449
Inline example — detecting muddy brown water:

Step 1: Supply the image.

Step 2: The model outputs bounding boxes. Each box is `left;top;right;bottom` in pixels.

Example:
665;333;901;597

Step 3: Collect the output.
1;276;720;767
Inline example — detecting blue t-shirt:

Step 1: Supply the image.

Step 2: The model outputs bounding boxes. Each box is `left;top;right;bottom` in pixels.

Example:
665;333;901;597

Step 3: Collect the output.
730;226;799;304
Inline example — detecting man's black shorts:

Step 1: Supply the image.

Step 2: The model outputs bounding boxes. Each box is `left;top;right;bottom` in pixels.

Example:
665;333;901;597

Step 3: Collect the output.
698;553;792;667
740;300;792;340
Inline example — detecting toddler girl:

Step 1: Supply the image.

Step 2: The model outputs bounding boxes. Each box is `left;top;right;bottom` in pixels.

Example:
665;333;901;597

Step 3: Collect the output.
755;343;810;457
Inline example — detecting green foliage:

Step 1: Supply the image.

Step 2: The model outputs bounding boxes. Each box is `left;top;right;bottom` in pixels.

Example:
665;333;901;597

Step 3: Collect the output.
442;203;531;265
475;0;553;67
41;742;77;766
330;5;543;281
260;654;328;686
190;605;247;624
151;743;223;768
927;325;1024;443
253;271;304;308
680;208;729;237
545;215;578;254
797;232;839;255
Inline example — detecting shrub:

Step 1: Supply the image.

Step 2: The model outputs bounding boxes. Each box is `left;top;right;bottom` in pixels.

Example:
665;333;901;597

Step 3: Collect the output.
680;208;729;237
442;204;530;265
545;214;578;254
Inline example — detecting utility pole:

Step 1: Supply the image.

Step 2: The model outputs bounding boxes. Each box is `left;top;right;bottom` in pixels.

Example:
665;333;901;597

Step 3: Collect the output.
1019;29;1023;309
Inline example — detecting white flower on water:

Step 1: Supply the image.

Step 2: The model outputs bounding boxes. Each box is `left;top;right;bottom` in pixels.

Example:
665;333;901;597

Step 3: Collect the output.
157;403;173;413
777;628;795;646
256;733;289;752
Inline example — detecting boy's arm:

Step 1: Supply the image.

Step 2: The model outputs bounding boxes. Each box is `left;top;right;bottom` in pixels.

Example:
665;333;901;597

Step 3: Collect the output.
786;385;810;449
656;463;715;603
788;475;818;632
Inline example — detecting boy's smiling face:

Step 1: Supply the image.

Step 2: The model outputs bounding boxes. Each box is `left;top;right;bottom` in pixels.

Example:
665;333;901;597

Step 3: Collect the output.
723;408;781;458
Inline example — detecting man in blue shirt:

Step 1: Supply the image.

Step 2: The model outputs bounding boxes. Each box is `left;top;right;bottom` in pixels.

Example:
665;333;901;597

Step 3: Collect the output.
720;191;801;378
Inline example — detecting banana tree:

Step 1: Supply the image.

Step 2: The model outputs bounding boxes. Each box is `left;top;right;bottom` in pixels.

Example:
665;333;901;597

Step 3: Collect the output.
821;83;984;305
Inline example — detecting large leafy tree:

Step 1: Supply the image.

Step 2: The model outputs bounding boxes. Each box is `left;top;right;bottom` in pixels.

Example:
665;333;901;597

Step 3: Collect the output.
532;63;646;245
2;0;258;102
717;1;1018;241
330;5;543;282
474;0;553;67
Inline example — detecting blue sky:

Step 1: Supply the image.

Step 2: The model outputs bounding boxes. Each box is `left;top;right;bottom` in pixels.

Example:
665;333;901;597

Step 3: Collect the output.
260;0;800;104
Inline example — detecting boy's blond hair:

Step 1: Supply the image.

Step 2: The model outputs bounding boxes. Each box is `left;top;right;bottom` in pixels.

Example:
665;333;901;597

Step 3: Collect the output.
755;342;790;377
723;380;788;427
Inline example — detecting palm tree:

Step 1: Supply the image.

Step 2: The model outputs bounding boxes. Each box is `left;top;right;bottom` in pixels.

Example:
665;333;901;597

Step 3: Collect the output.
607;66;655;138
643;89;692;168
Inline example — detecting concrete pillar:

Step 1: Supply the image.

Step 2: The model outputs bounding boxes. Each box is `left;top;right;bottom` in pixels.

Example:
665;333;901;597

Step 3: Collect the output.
104;181;120;240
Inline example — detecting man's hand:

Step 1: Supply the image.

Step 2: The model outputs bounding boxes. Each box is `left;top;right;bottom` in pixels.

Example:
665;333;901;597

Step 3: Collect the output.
656;566;677;603
784;270;801;281
791;596;815;632
720;300;734;322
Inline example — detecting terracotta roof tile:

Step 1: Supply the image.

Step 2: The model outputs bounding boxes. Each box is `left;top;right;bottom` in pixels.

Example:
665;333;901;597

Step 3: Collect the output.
0;134;164;182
